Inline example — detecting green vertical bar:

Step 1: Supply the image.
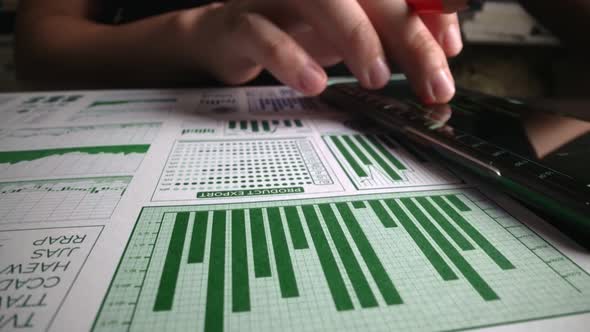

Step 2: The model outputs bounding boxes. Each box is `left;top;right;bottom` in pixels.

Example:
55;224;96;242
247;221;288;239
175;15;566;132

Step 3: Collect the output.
229;121;237;129
204;210;227;332
368;136;407;170
284;206;308;249
400;198;499;301
188;211;208;263
240;120;248;130
267;208;299;298
284;119;292;127
445;195;472;212
354;135;402;181
336;203;403;305
329;136;368;178
342;135;372;165
352;201;366;209
416;197;474;251
319;204;378;308
301;205;354;311
294;119;304;127
262;120;271;132
384;199;458;281
249;209;271;277
433;196;514;270
232;209;250;312
251;120;259;132
153;212;189;311
368;200;397;228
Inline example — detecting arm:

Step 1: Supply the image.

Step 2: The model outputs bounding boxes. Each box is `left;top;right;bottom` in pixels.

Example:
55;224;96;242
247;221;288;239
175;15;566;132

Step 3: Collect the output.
16;0;462;100
15;0;217;88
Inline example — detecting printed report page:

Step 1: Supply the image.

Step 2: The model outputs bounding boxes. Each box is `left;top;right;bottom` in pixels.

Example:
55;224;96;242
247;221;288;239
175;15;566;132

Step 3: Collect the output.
0;87;588;332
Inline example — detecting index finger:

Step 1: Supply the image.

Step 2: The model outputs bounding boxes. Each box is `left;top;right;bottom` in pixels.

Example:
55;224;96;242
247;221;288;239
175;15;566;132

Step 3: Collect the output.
294;0;391;89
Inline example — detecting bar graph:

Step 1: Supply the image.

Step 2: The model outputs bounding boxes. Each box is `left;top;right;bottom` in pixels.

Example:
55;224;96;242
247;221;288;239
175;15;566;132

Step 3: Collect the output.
153;139;340;201
94;189;590;332
225;119;310;135
0;145;150;179
0;177;130;224
324;134;459;189
247;88;319;113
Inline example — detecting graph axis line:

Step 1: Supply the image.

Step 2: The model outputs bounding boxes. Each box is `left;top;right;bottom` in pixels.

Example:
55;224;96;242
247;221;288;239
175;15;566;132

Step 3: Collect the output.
460;193;589;293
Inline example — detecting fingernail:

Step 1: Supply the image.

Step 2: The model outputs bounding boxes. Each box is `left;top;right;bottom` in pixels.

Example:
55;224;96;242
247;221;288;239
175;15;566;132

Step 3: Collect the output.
442;24;463;56
298;62;325;95
428;68;455;103
367;57;391;88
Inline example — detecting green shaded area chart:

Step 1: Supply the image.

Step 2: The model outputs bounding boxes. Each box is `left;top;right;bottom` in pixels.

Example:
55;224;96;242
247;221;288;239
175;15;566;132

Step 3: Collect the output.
154;139;340;201
0;145;151;179
0;145;150;164
94;189;590;332
0;177;131;224
324;134;459;190
225;119;309;135
69;96;176;122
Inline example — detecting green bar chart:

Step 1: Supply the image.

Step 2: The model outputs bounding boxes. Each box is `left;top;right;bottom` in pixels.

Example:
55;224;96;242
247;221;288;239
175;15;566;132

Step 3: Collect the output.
225;119;309;135
94;189;590;332
323;134;459;190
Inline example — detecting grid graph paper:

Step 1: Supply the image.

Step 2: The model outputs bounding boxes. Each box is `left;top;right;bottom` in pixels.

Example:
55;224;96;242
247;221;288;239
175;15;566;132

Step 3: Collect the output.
153;139;340;201
94;189;590;332
0;177;130;224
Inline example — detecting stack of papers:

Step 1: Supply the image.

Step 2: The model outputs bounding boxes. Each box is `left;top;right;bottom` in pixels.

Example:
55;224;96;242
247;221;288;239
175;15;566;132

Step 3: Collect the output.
0;86;588;331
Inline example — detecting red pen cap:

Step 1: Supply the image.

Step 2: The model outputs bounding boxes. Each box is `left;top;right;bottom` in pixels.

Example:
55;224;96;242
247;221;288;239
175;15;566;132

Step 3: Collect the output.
406;0;445;13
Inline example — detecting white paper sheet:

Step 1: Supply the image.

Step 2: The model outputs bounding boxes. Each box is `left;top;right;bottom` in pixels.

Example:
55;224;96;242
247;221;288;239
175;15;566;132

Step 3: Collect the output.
0;86;588;332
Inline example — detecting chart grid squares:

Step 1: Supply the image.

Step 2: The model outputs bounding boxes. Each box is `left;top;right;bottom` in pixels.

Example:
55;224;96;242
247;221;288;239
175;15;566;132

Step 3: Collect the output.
94;189;590;332
154;139;340;201
0;177;131;224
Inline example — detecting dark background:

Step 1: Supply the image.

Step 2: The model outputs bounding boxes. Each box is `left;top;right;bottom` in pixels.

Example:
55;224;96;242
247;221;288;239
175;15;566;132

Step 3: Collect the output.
1;0;589;97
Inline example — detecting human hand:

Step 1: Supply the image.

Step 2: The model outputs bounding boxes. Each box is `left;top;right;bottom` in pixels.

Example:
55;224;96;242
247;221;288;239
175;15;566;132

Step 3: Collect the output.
179;0;462;102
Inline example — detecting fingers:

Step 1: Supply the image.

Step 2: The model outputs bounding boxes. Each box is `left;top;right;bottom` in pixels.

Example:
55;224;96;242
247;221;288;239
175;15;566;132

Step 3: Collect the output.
292;27;342;67
420;13;463;57
361;0;455;104
294;0;391;89
233;12;327;96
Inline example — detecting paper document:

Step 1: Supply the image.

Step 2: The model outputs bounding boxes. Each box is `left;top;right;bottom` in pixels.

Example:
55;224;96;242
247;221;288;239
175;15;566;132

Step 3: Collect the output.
0;86;588;332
